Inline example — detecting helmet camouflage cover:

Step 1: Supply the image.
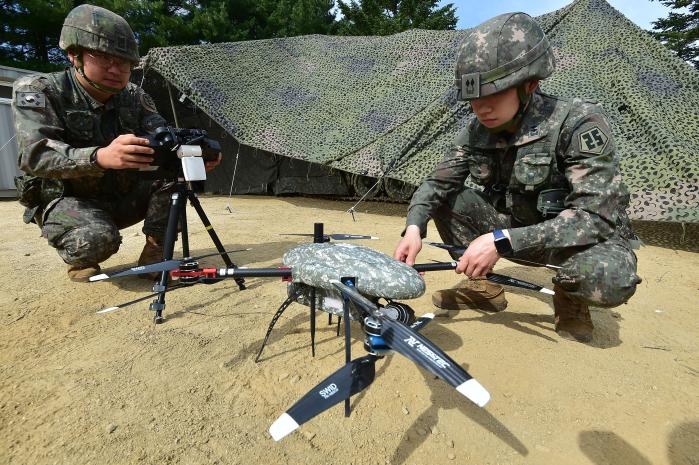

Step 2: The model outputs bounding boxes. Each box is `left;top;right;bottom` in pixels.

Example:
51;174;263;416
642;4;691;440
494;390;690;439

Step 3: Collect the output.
59;4;139;63
455;12;555;100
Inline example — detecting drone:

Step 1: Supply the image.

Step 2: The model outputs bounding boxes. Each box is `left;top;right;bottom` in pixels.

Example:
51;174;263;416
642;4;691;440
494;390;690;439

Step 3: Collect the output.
89;223;561;441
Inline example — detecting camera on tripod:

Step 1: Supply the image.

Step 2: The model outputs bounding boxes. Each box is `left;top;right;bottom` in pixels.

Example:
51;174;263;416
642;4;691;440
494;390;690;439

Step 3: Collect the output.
139;126;221;181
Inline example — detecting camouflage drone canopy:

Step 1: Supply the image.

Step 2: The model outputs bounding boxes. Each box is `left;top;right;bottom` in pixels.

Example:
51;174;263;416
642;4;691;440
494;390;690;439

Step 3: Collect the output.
144;0;699;223
282;242;425;316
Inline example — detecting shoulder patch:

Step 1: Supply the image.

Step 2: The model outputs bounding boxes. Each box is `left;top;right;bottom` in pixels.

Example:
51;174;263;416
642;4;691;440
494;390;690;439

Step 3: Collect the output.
578;126;609;155
139;92;158;113
16;92;46;108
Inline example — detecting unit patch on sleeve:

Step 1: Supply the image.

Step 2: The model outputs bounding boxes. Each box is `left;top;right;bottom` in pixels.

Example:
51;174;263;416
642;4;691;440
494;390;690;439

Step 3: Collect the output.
139;93;158;113
578;126;609;155
16;92;46;108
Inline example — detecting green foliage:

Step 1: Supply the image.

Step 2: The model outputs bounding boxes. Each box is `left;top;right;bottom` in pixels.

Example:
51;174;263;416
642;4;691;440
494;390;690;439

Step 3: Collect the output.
651;0;698;69
0;0;457;68
335;0;457;36
0;0;73;65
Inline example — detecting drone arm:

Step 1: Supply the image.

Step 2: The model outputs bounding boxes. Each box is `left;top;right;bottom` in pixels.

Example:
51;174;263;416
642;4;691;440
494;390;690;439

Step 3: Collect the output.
217;267;292;278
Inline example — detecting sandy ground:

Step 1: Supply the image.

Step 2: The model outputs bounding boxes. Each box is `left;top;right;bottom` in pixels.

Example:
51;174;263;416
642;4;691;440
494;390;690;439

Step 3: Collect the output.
1;195;697;465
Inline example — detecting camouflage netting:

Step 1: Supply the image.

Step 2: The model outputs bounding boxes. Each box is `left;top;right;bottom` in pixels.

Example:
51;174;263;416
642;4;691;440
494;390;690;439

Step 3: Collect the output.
143;0;699;223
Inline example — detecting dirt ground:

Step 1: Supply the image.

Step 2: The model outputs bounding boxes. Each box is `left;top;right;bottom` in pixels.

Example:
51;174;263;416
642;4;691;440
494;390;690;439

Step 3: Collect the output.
1;195;697;465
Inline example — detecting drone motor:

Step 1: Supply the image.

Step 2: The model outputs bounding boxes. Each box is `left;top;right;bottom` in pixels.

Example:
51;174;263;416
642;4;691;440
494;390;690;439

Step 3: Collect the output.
380;302;416;325
177;260;200;284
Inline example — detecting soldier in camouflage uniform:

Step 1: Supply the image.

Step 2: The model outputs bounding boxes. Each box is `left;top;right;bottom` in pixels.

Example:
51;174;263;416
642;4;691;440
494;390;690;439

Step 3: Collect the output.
394;12;641;343
13;4;219;282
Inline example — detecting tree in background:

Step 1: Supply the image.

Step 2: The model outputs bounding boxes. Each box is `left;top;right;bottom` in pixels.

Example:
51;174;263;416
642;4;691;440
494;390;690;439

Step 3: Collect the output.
651;0;698;69
0;0;339;72
0;0;458;71
335;0;457;36
0;0;72;71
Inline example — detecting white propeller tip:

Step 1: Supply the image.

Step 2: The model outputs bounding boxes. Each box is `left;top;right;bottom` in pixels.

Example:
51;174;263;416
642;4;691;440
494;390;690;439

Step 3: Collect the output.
421;313;435;320
96;306;119;314
457;378;490;407
89;274;109;282
542;288;555;295
269;413;299;441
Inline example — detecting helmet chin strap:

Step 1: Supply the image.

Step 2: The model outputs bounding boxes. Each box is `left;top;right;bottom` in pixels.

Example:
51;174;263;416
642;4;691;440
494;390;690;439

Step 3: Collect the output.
485;84;531;133
74;53;123;95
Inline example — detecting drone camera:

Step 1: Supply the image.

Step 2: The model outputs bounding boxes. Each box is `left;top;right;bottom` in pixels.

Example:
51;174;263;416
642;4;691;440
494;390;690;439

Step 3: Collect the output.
139;126;222;177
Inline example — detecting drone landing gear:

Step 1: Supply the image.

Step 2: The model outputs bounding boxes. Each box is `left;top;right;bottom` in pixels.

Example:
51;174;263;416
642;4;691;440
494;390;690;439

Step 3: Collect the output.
150;180;246;324
255;288;303;362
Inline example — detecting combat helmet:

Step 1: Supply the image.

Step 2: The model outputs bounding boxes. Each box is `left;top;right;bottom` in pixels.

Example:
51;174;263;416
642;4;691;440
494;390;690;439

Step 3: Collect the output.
59;4;139;64
454;12;555;101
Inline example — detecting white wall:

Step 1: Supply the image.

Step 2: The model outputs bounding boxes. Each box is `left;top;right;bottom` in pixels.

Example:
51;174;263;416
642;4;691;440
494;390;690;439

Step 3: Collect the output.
0;97;21;197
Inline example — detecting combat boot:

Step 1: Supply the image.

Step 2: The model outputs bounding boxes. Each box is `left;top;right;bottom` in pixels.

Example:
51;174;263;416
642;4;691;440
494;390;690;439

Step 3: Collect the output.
137;235;164;280
67;264;100;283
431;277;507;312
553;285;593;343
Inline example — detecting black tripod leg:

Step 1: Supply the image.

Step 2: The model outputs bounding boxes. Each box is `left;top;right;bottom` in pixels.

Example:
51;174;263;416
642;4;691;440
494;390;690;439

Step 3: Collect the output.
310;288;316;357
151;190;183;324
255;289;302;363
180;198;189;258
187;191;246;291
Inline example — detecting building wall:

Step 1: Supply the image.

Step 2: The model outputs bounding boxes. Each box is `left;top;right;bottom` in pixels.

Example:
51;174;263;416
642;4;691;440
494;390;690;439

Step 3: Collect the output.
0;65;35;197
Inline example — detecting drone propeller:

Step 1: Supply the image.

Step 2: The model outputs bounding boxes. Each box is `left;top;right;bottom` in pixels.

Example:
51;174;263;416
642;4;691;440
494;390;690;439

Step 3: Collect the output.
268;282;489;442
414;261;555;295
88;248;251;282
425;241;561;271
282;233;378;241
330;280;490;406
269;313;438;442
95;283;190;314
269;354;377;441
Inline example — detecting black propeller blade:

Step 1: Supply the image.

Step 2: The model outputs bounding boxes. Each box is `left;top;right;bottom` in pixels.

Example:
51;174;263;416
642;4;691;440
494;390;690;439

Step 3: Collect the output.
425;241;561;270
413;261;555;295
269;354;377;441
88;248;251;282
95;283;189;314
269;312;437;441
379;317;490;407
282;233;378;241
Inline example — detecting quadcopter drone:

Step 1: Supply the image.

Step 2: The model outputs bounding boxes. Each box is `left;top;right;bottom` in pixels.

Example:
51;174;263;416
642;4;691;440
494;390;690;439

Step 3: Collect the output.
89;223;560;441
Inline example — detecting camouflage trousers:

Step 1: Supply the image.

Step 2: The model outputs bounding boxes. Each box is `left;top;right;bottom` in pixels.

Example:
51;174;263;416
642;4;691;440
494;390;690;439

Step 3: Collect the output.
432;188;640;308
40;180;175;267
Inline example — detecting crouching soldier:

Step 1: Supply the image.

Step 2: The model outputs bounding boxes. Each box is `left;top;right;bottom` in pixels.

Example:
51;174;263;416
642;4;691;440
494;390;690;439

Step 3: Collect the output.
13;4;219;282
394;12;641;343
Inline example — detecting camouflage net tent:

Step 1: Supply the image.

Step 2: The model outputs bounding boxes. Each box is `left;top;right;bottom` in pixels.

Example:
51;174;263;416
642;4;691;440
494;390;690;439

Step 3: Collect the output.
141;0;699;223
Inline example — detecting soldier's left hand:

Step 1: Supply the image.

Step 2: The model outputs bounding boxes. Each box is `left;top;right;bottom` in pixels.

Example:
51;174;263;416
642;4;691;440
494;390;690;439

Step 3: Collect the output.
205;153;222;172
456;233;500;278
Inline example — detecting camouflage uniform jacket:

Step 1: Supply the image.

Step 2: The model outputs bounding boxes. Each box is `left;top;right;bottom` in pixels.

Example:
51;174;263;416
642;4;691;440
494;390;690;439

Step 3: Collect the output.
12;68;166;223
406;91;633;254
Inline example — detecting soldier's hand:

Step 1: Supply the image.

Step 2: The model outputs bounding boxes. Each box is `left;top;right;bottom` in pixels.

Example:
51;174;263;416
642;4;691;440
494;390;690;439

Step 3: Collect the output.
205;153;222;172
95;134;155;169
456;233;499;278
394;225;422;266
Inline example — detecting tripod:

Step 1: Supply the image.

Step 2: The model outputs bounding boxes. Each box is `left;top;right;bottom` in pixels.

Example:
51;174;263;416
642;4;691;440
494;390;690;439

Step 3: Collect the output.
148;148;246;323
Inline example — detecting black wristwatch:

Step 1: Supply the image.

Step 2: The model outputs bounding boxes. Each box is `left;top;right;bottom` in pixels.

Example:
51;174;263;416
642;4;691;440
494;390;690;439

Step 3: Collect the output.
493;229;513;257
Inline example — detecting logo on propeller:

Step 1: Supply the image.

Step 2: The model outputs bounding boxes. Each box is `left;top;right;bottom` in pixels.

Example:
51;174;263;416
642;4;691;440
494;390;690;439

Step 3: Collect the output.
403;336;450;369
319;383;339;399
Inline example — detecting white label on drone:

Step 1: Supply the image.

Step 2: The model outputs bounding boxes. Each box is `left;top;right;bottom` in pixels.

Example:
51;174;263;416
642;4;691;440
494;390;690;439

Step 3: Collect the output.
403;336;450;369
319;383;339;399
322;296;343;314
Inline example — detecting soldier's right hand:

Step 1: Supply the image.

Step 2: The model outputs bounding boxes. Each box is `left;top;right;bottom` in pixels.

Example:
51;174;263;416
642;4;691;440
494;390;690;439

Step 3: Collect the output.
394;225;422;266
95;134;155;169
